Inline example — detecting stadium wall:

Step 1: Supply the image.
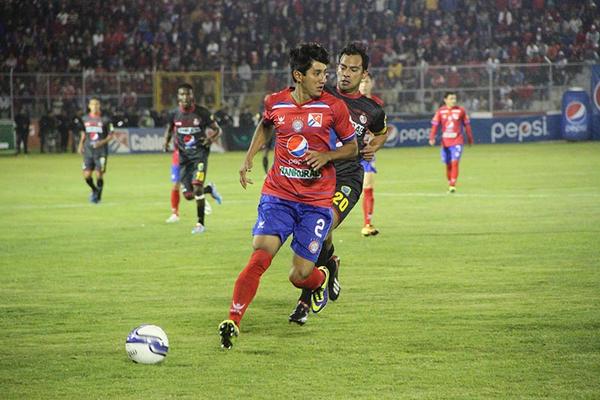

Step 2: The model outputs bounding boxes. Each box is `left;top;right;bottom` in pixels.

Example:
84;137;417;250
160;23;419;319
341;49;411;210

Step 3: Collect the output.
105;113;571;154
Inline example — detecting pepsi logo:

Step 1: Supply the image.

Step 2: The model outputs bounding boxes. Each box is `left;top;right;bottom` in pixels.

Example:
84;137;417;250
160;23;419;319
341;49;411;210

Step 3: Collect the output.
286;135;308;157
594;82;600;111
183;134;193;143
90;132;99;141
565;101;586;123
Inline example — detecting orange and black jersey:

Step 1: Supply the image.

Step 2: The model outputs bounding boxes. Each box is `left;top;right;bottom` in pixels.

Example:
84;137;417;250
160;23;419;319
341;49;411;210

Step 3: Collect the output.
324;84;387;175
167;105;214;161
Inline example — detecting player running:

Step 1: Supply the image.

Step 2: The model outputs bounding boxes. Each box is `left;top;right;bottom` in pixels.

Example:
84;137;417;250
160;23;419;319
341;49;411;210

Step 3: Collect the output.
78;98;115;204
164;140;213;224
163;83;222;233
218;42;358;349
358;71;384;237
288;42;388;325
428;92;474;193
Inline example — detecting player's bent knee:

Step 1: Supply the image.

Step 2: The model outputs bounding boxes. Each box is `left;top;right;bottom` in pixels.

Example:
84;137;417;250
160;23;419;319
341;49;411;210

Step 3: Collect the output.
183;192;194;201
288;264;312;283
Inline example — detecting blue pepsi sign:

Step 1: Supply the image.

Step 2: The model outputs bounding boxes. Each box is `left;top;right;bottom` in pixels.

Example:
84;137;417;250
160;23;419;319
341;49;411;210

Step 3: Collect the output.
561;89;591;141
385;114;561;147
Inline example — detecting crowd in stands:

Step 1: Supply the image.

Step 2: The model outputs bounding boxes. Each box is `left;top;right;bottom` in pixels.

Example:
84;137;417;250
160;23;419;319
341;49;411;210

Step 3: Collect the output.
1;0;599;120
2;0;598;74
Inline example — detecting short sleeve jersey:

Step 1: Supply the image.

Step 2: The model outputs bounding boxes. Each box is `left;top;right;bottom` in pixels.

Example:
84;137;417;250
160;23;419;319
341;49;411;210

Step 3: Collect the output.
82;114;113;156
167;105;214;161
261;87;356;208
430;105;470;147
325;85;387;175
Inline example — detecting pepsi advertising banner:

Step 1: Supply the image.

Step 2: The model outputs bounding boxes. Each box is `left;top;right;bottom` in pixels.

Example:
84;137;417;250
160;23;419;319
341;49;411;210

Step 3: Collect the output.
385;113;561;148
591;65;600;140
561;89;591;141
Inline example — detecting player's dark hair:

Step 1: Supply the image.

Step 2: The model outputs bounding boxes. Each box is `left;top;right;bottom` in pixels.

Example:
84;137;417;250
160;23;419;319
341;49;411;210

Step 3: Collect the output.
444;91;456;99
177;83;194;92
289;42;329;83
339;42;370;71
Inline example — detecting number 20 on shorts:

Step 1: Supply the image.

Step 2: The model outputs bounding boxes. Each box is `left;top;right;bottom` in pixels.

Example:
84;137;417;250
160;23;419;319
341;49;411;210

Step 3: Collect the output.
332;191;349;212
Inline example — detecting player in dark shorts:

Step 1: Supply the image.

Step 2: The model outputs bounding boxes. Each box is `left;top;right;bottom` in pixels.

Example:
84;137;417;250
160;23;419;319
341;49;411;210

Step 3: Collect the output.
163;83;223;234
289;42;388;324
78;98;115;203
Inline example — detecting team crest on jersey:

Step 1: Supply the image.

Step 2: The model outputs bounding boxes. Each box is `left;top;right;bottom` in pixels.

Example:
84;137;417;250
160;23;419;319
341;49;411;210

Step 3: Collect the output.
359;114;367;124
341;185;351;195
277;115;285;126
307;113;322;128
292;119;304;132
287;135;308;157
308;240;320;254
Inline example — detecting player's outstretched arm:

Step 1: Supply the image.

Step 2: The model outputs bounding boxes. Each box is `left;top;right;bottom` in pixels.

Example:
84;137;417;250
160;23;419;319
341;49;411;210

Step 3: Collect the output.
305;138;358;170
239;120;272;189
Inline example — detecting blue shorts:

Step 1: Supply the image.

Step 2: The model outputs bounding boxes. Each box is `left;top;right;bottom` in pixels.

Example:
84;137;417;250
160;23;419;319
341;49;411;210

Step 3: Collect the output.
441;145;463;164
360;159;377;173
170;164;179;183
252;194;333;263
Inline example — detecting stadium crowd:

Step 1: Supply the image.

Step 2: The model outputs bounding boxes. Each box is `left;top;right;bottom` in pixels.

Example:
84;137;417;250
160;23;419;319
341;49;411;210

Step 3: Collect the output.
1;0;599;128
2;0;599;74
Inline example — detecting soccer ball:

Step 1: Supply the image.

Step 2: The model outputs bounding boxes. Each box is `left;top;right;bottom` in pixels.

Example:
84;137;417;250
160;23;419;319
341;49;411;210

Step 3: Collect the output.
125;324;169;364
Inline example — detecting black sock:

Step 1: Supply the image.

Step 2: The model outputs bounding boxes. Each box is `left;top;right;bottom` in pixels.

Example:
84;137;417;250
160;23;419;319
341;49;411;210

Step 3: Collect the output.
196;198;205;225
85;177;97;192
96;178;104;200
315;243;334;267
203;185;212;195
299;288;311;304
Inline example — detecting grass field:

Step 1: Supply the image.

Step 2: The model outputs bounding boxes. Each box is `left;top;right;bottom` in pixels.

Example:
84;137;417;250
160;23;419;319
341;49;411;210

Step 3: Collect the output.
1;141;599;399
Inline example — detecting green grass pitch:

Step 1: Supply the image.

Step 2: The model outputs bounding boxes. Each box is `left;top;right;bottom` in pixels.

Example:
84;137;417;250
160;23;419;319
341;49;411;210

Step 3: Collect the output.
1;142;599;399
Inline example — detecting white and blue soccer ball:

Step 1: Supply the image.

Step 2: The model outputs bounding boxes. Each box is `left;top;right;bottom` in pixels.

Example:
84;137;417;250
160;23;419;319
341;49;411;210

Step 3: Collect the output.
125;324;169;364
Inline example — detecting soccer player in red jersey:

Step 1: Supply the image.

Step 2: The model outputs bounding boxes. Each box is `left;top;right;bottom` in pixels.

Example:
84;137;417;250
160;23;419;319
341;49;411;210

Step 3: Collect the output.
165;145;182;223
358;72;384;237
218;43;358;349
429;92;474;193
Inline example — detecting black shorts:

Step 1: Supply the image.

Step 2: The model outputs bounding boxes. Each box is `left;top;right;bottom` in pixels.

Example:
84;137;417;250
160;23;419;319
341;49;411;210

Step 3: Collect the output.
332;166;364;222
179;152;209;194
82;153;108;172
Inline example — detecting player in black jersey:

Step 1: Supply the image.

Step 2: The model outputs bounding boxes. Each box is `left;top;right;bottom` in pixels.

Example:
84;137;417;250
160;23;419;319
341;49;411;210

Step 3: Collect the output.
78;98;115;204
289;42;388;324
163;83;222;234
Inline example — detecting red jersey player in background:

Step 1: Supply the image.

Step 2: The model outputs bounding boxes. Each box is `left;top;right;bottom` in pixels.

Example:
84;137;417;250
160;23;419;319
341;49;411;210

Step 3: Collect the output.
429;92;474;193
358;71;384;236
218;43;357;349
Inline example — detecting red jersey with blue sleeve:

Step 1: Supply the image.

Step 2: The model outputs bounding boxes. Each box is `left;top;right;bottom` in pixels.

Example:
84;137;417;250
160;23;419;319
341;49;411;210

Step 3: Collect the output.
261;87;356;208
429;105;474;147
